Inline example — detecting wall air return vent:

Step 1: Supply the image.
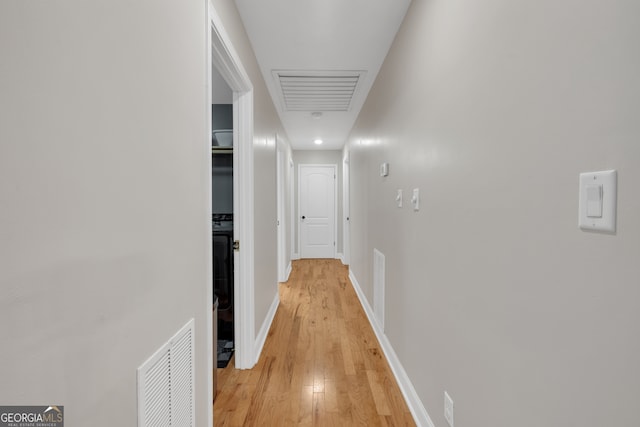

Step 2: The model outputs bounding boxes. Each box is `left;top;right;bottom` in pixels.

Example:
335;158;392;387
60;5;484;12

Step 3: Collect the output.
373;249;385;332
137;318;195;427
273;70;364;112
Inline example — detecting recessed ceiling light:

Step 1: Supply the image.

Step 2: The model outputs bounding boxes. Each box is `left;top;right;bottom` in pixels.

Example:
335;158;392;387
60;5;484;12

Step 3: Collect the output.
314;139;323;145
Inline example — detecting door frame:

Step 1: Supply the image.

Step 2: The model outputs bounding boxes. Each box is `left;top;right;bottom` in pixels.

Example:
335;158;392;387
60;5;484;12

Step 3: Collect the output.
297;163;338;259
342;150;350;265
290;158;296;261
209;6;256;372
276;136;287;282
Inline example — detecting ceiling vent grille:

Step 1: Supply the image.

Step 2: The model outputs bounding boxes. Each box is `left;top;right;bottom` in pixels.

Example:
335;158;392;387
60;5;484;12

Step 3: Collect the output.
273;70;364;112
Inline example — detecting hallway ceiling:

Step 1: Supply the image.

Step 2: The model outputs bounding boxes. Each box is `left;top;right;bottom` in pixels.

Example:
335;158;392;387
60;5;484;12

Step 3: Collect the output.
233;0;411;150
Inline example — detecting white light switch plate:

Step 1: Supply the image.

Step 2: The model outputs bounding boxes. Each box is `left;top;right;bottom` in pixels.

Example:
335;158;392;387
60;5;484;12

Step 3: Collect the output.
578;170;617;232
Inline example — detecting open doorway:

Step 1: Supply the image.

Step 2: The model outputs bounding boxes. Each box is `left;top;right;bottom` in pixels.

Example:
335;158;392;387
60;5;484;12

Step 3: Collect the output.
211;65;234;369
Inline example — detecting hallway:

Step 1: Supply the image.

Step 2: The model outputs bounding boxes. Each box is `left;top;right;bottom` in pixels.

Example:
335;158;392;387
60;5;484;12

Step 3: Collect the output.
213;259;415;426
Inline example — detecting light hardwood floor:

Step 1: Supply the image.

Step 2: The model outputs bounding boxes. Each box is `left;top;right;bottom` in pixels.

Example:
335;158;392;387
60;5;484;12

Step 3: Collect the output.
213;259;415;426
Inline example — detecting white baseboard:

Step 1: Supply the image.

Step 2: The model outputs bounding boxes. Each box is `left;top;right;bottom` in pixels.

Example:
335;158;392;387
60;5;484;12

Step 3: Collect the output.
254;292;279;365
285;261;292;281
348;270;435;427
292;253;300;260
336;252;344;263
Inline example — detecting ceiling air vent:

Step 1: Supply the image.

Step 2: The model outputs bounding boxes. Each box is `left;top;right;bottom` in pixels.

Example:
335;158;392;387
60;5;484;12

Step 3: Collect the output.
273;70;364;112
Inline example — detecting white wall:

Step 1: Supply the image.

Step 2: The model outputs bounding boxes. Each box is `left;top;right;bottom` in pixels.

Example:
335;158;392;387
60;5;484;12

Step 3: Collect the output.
209;0;291;340
347;1;640;426
292;150;344;257
0;1;210;426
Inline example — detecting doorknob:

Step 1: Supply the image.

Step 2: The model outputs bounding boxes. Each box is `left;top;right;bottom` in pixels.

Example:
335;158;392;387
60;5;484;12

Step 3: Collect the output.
301;216;306;220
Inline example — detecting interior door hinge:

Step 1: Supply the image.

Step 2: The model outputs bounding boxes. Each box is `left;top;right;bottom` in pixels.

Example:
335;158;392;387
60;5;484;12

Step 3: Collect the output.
233;240;240;251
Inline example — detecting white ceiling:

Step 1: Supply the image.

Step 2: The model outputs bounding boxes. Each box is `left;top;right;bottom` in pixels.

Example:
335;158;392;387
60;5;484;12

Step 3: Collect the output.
233;0;411;150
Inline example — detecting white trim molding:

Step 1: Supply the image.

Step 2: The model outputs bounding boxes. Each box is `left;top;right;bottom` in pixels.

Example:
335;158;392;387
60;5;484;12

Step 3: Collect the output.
209;6;251;93
342;149;350;266
348;269;435;427
285;261;292;282
205;2;213;425
209;4;255;370
254;292;280;365
233;89;255;370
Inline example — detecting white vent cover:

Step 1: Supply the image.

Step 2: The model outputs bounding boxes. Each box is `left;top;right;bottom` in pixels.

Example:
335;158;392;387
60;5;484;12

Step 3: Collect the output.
373;249;385;332
272;70;364;112
137;318;195;427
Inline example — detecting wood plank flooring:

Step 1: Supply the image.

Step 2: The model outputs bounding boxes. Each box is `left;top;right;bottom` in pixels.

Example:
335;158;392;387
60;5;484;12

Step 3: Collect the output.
213;259;415;426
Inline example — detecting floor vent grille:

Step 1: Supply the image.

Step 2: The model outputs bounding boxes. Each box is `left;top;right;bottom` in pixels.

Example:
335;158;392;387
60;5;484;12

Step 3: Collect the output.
137;318;195;427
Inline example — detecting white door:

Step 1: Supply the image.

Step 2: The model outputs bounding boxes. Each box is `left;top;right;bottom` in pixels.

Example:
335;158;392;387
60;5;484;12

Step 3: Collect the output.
299;164;336;259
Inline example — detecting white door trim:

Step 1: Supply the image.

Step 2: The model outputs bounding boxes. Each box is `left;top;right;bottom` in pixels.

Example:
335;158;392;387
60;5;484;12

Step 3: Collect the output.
209;6;255;370
276;137;287;282
290;158;297;260
205;2;213;424
297;163;338;259
342;150;350;265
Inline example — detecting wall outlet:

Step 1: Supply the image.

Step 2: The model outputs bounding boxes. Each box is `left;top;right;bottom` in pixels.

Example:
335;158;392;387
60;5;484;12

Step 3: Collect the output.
444;391;454;427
